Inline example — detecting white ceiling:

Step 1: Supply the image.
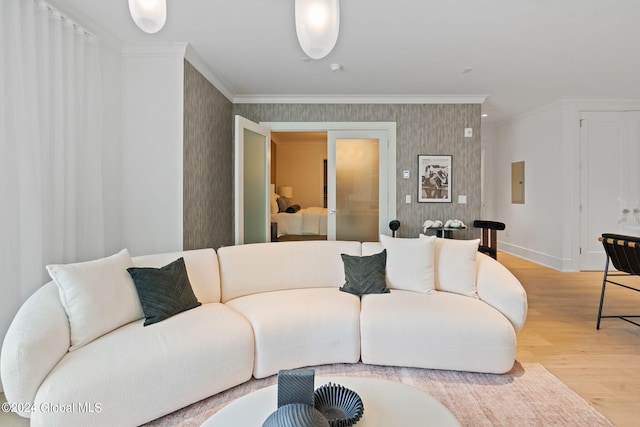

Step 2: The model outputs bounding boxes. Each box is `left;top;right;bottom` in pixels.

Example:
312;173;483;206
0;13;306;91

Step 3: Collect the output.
50;0;640;126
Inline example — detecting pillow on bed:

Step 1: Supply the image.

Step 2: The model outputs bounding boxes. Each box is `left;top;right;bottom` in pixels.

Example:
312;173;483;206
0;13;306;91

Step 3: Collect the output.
271;193;279;215
286;204;301;213
277;196;291;212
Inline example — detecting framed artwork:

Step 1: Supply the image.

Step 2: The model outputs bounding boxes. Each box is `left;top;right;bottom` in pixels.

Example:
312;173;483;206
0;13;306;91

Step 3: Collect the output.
418;155;452;203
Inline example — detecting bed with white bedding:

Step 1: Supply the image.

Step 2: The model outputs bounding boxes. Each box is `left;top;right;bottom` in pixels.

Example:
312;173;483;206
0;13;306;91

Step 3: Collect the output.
271;206;328;237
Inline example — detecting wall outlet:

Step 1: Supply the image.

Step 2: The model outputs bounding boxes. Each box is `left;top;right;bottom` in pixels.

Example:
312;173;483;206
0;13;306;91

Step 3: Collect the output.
403;170;410;179
405;195;411;204
464;128;473;138
458;195;467;204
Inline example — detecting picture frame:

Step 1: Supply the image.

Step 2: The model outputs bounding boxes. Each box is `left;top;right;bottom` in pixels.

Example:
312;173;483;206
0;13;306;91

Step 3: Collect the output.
418;155;452;203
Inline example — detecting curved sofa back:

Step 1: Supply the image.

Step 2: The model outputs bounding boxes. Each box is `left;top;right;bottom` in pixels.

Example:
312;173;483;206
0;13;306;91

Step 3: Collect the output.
1;282;70;416
133;248;221;303
218;240;361;302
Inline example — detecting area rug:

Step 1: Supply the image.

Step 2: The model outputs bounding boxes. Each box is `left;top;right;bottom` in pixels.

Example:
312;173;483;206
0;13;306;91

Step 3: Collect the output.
144;362;613;426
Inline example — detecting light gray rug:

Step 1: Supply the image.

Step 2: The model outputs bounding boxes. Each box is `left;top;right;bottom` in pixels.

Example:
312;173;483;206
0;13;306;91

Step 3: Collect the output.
144;362;613;426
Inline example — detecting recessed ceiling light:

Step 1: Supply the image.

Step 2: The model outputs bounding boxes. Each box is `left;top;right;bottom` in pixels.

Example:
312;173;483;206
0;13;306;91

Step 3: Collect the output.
301;57;312;63
330;63;343;72
461;68;473;74
481;113;488;118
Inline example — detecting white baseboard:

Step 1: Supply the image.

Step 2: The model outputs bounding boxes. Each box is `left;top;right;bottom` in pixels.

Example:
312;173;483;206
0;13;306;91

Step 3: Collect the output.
499;242;576;272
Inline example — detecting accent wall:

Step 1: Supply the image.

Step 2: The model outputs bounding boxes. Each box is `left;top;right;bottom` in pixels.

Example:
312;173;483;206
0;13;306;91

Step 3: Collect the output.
233;104;482;239
183;61;234;250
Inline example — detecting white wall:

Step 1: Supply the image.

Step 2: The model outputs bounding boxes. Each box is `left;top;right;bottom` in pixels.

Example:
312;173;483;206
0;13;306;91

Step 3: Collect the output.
275;141;327;208
480;125;497;221
120;44;186;256
492;98;640;271
493;102;569;270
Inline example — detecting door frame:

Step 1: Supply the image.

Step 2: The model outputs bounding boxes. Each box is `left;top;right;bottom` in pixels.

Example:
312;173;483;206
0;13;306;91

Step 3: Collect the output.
262;121;397;239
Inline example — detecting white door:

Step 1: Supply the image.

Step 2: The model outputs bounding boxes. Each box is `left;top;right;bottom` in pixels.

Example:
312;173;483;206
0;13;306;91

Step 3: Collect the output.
327;131;389;241
580;111;640;270
234;116;271;244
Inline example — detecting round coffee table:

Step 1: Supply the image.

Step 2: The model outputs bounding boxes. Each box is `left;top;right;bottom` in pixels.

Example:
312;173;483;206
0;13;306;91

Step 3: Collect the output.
202;375;461;426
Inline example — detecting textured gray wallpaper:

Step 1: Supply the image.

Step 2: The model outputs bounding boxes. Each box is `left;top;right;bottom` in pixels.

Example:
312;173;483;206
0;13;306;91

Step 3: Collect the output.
183;61;233;249
234;103;481;239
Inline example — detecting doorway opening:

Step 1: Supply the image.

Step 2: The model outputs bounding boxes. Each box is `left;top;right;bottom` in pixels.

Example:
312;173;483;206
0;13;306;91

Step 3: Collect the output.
234;118;396;244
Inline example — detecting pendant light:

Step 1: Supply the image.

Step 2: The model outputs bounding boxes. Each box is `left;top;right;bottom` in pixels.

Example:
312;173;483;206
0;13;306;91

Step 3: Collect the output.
295;0;340;59
128;0;167;34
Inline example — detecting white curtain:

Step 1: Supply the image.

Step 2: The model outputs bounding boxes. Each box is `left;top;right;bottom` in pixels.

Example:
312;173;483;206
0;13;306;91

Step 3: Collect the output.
0;0;105;370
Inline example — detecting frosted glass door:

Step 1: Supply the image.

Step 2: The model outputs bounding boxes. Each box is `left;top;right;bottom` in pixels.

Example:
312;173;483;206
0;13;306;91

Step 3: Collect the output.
235;116;271;244
328;131;386;242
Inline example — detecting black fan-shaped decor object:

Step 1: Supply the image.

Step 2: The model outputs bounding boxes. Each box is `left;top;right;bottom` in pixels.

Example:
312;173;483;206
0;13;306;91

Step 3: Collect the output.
313;383;364;427
262;403;329;427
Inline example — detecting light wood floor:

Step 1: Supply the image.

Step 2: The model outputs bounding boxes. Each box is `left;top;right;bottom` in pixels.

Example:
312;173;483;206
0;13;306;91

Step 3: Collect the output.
2;252;639;426
504;251;640;427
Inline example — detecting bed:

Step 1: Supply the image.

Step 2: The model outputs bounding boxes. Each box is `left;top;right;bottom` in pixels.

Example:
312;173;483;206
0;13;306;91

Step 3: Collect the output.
271;206;328;238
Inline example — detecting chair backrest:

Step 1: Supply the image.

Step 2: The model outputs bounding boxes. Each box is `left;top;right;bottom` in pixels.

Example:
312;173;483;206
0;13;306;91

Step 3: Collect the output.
599;233;640;275
473;220;506;259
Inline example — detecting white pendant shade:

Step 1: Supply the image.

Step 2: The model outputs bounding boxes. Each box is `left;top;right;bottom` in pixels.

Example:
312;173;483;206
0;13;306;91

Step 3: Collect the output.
128;0;167;34
295;0;340;59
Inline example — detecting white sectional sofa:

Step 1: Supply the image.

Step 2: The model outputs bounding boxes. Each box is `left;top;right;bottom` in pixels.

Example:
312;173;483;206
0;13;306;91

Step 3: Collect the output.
1;237;527;427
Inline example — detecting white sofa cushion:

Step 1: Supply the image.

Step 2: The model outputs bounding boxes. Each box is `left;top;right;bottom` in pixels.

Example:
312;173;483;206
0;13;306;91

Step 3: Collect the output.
225;288;361;378
46;249;143;351
379;234;436;293
32;303;254;427
433;237;480;297
218;241;361;302
360;290;517;374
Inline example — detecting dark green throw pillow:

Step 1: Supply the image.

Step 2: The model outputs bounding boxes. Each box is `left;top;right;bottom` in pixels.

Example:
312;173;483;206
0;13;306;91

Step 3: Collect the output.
340;250;389;297
127;257;201;326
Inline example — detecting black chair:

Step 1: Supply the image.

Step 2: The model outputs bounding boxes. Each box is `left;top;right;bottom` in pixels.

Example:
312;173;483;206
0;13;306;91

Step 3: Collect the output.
596;233;640;329
473;220;506;259
389;220;400;237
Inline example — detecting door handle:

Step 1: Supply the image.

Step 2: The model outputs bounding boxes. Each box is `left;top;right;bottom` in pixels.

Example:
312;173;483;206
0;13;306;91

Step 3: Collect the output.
329;209;336;214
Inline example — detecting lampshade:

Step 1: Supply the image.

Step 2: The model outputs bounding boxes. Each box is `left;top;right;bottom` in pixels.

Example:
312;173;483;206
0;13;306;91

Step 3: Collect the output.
295;0;340;59
128;0;167;34
280;186;293;198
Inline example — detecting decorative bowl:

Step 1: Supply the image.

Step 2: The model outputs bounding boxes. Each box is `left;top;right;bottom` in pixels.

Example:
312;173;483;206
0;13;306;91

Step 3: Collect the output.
262;403;329;427
313;383;364;427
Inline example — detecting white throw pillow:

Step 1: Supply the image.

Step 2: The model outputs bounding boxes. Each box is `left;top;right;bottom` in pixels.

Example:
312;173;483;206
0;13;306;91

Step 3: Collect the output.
379;234;436;293
46;249;144;351
431;237;480;297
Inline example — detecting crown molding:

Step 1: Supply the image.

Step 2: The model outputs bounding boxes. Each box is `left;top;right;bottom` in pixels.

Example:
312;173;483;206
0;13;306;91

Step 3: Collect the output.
184;45;235;102
233;94;488;104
